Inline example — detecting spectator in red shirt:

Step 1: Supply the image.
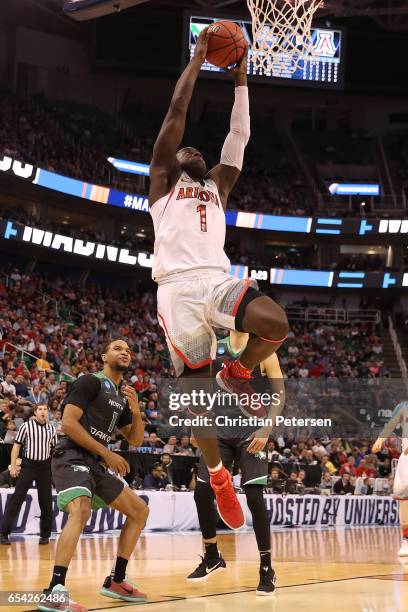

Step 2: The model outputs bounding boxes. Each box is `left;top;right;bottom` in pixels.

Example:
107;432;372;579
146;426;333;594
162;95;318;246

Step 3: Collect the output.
355;458;376;478
339;456;357;476
134;374;148;393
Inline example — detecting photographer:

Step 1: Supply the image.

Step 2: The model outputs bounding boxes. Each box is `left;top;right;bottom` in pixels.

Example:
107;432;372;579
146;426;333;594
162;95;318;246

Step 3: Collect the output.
142;462;169;490
268;467;285;493
285;471;305;494
160;453;175;485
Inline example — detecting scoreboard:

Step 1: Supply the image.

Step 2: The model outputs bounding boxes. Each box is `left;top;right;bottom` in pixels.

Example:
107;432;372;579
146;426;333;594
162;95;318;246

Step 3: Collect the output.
186;15;345;89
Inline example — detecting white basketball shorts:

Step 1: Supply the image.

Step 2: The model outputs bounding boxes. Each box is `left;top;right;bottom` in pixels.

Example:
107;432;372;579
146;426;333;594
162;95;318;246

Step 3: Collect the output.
394;450;408;500
157;270;258;376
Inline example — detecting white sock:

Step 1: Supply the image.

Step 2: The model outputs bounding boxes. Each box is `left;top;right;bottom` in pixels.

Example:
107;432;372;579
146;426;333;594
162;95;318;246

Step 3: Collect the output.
208;461;223;474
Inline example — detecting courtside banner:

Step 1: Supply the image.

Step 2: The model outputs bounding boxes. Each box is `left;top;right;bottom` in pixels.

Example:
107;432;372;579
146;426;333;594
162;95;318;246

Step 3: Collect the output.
0;490;399;533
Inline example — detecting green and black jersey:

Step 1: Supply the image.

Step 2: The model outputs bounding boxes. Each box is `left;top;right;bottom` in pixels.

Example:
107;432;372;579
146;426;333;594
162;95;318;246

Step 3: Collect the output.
56;371;132;452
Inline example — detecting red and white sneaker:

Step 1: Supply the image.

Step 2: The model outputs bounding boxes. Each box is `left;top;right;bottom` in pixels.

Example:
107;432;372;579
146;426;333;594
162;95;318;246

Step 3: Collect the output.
100;576;147;602
216;360;266;419
37;585;87;612
210;466;245;530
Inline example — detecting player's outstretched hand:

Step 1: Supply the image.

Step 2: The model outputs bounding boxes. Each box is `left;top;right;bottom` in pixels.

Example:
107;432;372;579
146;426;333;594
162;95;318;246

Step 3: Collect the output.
372;438;385;453
227;45;248;85
123;385;140;414
102;449;130;477
194;27;211;62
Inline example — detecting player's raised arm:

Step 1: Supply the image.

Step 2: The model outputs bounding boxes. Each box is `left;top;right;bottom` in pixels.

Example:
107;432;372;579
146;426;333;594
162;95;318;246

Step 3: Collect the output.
149;28;210;205
209;47;250;210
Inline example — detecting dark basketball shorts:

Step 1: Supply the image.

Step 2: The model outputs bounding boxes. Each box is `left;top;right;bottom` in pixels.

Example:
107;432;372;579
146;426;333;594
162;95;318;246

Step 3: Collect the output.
52;447;125;512
197;437;268;487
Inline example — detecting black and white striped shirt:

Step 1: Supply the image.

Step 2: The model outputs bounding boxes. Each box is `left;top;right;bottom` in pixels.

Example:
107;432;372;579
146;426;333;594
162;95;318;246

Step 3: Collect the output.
15;419;57;461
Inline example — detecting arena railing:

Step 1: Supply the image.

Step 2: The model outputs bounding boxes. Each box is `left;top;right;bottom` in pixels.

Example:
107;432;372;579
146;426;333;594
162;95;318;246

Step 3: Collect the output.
0;271;82;322
388;316;408;393
318;193;406;214
285;307;380;324
3;342;75;382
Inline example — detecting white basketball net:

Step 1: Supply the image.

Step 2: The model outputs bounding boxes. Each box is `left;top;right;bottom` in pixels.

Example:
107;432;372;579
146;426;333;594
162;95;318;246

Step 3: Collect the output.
247;0;324;75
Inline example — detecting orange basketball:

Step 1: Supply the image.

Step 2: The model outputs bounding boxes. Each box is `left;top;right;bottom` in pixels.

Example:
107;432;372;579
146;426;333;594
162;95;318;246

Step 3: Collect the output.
206;21;247;69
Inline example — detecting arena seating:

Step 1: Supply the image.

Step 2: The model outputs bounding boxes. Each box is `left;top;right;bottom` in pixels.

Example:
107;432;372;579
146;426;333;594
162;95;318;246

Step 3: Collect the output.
2;91;406;217
0;268;400;489
0;92;318;215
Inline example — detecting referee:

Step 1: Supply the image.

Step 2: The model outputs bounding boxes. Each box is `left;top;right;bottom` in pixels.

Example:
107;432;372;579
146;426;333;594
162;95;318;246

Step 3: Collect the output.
1;404;56;545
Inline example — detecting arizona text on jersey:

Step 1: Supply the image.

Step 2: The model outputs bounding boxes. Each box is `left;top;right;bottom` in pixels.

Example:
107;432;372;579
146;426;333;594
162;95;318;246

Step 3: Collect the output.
150;172;230;282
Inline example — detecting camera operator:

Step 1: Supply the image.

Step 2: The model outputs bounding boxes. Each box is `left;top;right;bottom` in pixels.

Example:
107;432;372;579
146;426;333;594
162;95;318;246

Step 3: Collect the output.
142;462;169;490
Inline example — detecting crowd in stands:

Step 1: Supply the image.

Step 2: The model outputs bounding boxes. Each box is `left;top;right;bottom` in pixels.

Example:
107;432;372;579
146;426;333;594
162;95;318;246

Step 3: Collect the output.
279;322;389;379
225;240;316;270
0;91;314;216
0;268;172;444
297;130;375;167
0;266;400;493
336;253;387;272
266;435;396;495
2;90;407;217
227;150;315;216
0;91;149;191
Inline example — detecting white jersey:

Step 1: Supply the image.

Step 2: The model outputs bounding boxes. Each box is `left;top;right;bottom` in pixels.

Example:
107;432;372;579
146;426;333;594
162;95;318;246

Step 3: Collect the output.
150;172;230;282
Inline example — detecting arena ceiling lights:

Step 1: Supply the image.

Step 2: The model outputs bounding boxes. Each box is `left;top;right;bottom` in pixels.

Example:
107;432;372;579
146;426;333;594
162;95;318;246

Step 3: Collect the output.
63;0;149;20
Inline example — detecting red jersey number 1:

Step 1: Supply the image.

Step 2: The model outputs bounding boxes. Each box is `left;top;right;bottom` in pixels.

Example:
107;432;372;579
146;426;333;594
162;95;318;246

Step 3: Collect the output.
196;204;207;233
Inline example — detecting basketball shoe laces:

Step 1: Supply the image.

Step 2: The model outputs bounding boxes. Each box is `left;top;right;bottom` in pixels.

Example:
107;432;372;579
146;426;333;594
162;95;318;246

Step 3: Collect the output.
211;470;239;509
222;359;257;400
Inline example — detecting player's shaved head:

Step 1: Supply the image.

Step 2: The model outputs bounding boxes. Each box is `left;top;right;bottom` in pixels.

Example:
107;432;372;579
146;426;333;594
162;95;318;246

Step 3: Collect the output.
177;147;207;180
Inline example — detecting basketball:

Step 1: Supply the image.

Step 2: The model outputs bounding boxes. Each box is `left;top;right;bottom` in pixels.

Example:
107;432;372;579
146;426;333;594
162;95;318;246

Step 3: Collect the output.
206;21;247;69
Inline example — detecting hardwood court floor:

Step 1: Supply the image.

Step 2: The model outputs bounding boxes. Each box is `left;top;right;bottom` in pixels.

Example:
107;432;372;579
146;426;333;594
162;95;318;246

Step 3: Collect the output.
1;527;408;612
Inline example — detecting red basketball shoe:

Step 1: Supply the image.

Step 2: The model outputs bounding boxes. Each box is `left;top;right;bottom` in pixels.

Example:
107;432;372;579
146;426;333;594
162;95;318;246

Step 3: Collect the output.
210;466;245;530
216;360;266;419
100;576;147;602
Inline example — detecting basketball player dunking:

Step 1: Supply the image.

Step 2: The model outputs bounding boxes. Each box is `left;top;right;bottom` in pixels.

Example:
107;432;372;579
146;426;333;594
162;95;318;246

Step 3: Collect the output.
149;28;288;530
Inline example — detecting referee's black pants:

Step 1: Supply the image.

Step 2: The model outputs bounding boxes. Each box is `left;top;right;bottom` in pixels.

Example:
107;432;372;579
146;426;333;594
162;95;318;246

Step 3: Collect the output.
1;458;53;538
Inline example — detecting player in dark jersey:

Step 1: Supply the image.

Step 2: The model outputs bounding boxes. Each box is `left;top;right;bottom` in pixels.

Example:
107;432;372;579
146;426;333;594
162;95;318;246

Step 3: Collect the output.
187;331;284;595
38;339;147;612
